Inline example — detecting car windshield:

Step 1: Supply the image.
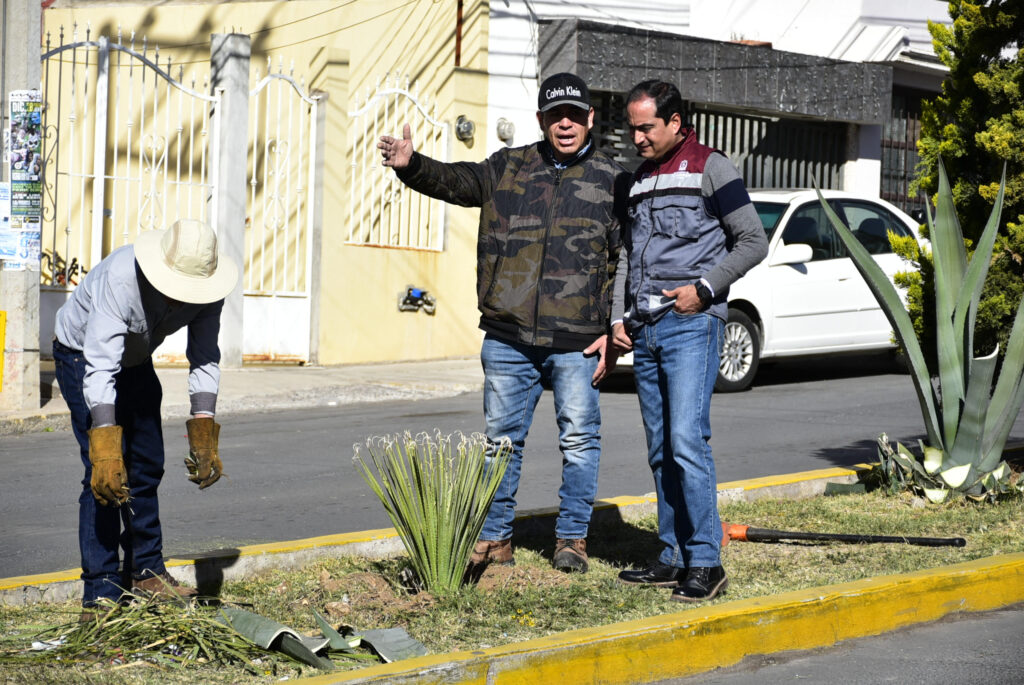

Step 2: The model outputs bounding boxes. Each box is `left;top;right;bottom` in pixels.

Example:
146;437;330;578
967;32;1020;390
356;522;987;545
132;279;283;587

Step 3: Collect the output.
754;201;787;240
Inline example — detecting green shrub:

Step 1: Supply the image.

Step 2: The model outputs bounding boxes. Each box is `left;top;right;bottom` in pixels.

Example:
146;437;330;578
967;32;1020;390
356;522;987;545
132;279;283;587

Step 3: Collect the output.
354;432;511;595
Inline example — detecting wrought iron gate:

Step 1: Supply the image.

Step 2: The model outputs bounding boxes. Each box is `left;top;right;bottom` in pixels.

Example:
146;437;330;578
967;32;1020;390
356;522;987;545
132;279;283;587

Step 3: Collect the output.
38;27;220;356
38;29;320;362
242;60;321;362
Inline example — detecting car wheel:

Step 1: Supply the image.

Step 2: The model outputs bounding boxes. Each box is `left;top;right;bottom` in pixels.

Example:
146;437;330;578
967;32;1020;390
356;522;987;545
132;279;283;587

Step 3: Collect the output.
716;309;760;392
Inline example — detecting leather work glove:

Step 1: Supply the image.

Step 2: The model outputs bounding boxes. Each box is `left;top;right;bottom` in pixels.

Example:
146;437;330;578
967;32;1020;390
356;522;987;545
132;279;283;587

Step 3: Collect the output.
87;425;130;506
185;417;224;489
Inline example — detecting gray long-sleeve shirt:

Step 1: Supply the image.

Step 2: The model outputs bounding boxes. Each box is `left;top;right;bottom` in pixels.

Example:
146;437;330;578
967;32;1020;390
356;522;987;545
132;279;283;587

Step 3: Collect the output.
54;245;223;426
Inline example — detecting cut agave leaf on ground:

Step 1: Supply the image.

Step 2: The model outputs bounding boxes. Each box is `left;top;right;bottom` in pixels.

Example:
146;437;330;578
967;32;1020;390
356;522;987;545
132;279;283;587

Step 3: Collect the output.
217;606;331;668
824;482;867;496
278;634;335;670
360;627;429;662
313;610;361;651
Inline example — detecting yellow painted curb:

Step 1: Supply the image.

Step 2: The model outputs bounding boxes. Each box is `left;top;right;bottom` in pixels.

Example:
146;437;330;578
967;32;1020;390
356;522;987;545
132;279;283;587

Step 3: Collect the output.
296;552;1024;684
0;528;403;594
720;464;870;492
2;466;868;597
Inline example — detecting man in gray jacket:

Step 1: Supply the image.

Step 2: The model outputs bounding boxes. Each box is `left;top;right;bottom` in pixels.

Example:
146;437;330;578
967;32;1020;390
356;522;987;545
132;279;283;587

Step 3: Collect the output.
53;219;238;617
606;80;768;601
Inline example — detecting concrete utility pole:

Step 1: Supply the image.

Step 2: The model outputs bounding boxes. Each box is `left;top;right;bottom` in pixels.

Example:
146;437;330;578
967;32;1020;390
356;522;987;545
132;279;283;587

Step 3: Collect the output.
0;0;43;411
210;33;250;369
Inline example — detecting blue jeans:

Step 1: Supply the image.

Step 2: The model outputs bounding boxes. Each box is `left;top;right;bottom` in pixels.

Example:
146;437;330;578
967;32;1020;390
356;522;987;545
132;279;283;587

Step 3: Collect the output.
479;334;602;541
630;312;724;569
53;340;168;606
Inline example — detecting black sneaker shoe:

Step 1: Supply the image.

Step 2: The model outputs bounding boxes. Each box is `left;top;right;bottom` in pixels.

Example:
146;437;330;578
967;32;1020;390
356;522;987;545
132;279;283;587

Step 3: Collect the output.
671;566;728;602
617;562;684;587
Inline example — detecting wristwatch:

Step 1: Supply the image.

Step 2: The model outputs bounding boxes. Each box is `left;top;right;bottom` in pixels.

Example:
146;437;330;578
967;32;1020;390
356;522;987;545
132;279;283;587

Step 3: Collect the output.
695;281;713;307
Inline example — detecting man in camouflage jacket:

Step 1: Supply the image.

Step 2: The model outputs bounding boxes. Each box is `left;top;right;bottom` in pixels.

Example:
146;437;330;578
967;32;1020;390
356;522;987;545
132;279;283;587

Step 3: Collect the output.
379;72;629;574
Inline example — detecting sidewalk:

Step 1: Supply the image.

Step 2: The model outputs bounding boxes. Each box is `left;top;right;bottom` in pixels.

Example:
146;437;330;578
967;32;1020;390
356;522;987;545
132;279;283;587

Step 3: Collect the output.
0;357;485;435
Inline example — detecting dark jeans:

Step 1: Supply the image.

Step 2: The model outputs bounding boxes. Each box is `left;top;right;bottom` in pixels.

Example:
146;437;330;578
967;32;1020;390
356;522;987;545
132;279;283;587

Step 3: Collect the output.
53;340;167;606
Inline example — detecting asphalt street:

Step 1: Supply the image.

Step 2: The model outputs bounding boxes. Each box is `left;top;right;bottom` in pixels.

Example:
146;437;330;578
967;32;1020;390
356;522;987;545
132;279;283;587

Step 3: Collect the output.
4;353;1010;579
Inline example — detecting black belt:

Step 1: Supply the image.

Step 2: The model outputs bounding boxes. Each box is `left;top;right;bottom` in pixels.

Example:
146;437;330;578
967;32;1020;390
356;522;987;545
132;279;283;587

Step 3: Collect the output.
52;338;82;354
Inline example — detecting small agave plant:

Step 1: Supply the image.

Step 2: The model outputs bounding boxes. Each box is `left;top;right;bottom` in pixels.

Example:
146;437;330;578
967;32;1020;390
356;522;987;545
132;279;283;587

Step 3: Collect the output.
353;431;511;595
819;161;1024;502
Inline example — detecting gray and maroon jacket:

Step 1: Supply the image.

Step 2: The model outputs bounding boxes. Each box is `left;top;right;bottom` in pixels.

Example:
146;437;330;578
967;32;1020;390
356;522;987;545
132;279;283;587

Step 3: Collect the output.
612;129;768;327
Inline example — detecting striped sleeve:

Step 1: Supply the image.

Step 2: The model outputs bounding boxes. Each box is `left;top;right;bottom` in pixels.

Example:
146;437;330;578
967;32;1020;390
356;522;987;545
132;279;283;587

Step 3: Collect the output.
700;153;769;294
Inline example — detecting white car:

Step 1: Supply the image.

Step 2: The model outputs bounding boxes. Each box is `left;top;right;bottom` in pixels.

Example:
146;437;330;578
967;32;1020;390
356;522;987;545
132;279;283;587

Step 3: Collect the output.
616;189;922;392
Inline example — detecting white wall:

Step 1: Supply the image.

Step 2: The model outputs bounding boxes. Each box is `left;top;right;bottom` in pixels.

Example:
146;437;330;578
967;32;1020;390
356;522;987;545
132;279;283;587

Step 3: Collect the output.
688;0;946;60
844;125;883;196
485;1;692;156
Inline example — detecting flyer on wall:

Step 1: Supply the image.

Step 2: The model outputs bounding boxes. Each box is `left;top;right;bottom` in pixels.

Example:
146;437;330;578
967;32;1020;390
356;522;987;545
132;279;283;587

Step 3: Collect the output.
3;90;43;271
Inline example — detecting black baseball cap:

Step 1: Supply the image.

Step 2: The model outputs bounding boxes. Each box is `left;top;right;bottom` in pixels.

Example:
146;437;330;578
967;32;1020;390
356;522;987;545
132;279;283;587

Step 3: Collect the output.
537;72;591;112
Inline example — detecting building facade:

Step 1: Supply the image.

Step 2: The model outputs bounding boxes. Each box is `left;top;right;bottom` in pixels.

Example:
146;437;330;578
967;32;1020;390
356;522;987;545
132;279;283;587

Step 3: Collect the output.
26;0;949;367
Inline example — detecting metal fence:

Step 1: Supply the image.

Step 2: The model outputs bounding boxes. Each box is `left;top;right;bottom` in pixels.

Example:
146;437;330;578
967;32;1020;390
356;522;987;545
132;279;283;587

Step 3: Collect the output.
881;89;927;217
246;59;320;298
593;90;846;189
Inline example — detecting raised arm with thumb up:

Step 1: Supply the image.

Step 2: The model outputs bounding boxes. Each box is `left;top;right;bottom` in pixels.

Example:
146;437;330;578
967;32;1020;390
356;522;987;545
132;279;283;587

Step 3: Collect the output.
378;123;414;169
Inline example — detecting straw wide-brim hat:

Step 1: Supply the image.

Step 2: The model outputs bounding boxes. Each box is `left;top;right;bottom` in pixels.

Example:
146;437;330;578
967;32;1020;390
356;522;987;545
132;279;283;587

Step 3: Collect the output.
134;219;239;304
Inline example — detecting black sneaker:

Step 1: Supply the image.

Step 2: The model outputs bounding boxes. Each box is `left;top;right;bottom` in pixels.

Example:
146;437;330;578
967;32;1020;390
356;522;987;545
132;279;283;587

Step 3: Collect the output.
671;566;728;602
617;562;684;587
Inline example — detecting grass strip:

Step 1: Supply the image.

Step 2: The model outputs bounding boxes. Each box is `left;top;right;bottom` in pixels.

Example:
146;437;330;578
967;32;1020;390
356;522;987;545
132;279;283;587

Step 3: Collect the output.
1;490;1021;684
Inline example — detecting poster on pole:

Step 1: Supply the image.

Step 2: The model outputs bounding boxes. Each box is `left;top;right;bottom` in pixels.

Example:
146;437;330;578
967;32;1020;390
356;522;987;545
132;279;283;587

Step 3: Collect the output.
0;182;14;259
2;90;43;271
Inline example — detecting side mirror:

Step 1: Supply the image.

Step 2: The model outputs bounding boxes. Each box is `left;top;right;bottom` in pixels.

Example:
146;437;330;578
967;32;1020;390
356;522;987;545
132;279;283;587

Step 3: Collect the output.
769;243;813;266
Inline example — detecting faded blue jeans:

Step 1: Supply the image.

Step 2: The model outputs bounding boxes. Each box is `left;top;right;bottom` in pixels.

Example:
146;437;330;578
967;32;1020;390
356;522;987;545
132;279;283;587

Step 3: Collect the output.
53;340;169;607
630;311;724;569
478;334;601;542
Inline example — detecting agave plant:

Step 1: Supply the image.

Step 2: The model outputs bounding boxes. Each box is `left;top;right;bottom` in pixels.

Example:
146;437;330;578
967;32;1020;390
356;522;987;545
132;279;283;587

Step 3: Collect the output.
353;431;511;595
819;161;1024;502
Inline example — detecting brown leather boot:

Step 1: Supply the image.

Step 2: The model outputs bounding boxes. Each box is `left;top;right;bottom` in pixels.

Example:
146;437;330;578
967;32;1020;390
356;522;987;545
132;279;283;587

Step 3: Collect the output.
464;538;514;583
468;538;514;566
132;571;199;601
79;607;102;624
553;538;589;573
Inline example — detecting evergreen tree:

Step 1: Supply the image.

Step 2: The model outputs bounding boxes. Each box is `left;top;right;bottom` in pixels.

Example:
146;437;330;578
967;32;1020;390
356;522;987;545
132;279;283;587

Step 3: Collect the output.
904;0;1024;366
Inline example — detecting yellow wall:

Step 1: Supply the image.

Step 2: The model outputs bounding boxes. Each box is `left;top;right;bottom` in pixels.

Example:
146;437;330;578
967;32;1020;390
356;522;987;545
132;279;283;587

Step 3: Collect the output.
43;1;489;365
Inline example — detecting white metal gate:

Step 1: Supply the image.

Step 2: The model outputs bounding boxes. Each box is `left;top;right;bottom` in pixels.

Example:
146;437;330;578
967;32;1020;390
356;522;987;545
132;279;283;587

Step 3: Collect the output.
242;60;321;362
38;27;220;357
38;29;321;363
348;74;448;251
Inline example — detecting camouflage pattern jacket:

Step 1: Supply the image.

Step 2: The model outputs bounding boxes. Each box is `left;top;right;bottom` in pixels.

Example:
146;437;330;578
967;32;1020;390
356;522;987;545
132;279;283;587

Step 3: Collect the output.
397;139;628;350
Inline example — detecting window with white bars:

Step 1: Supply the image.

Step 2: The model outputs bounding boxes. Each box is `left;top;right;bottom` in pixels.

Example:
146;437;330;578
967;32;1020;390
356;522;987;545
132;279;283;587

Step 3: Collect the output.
347;76;449;252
